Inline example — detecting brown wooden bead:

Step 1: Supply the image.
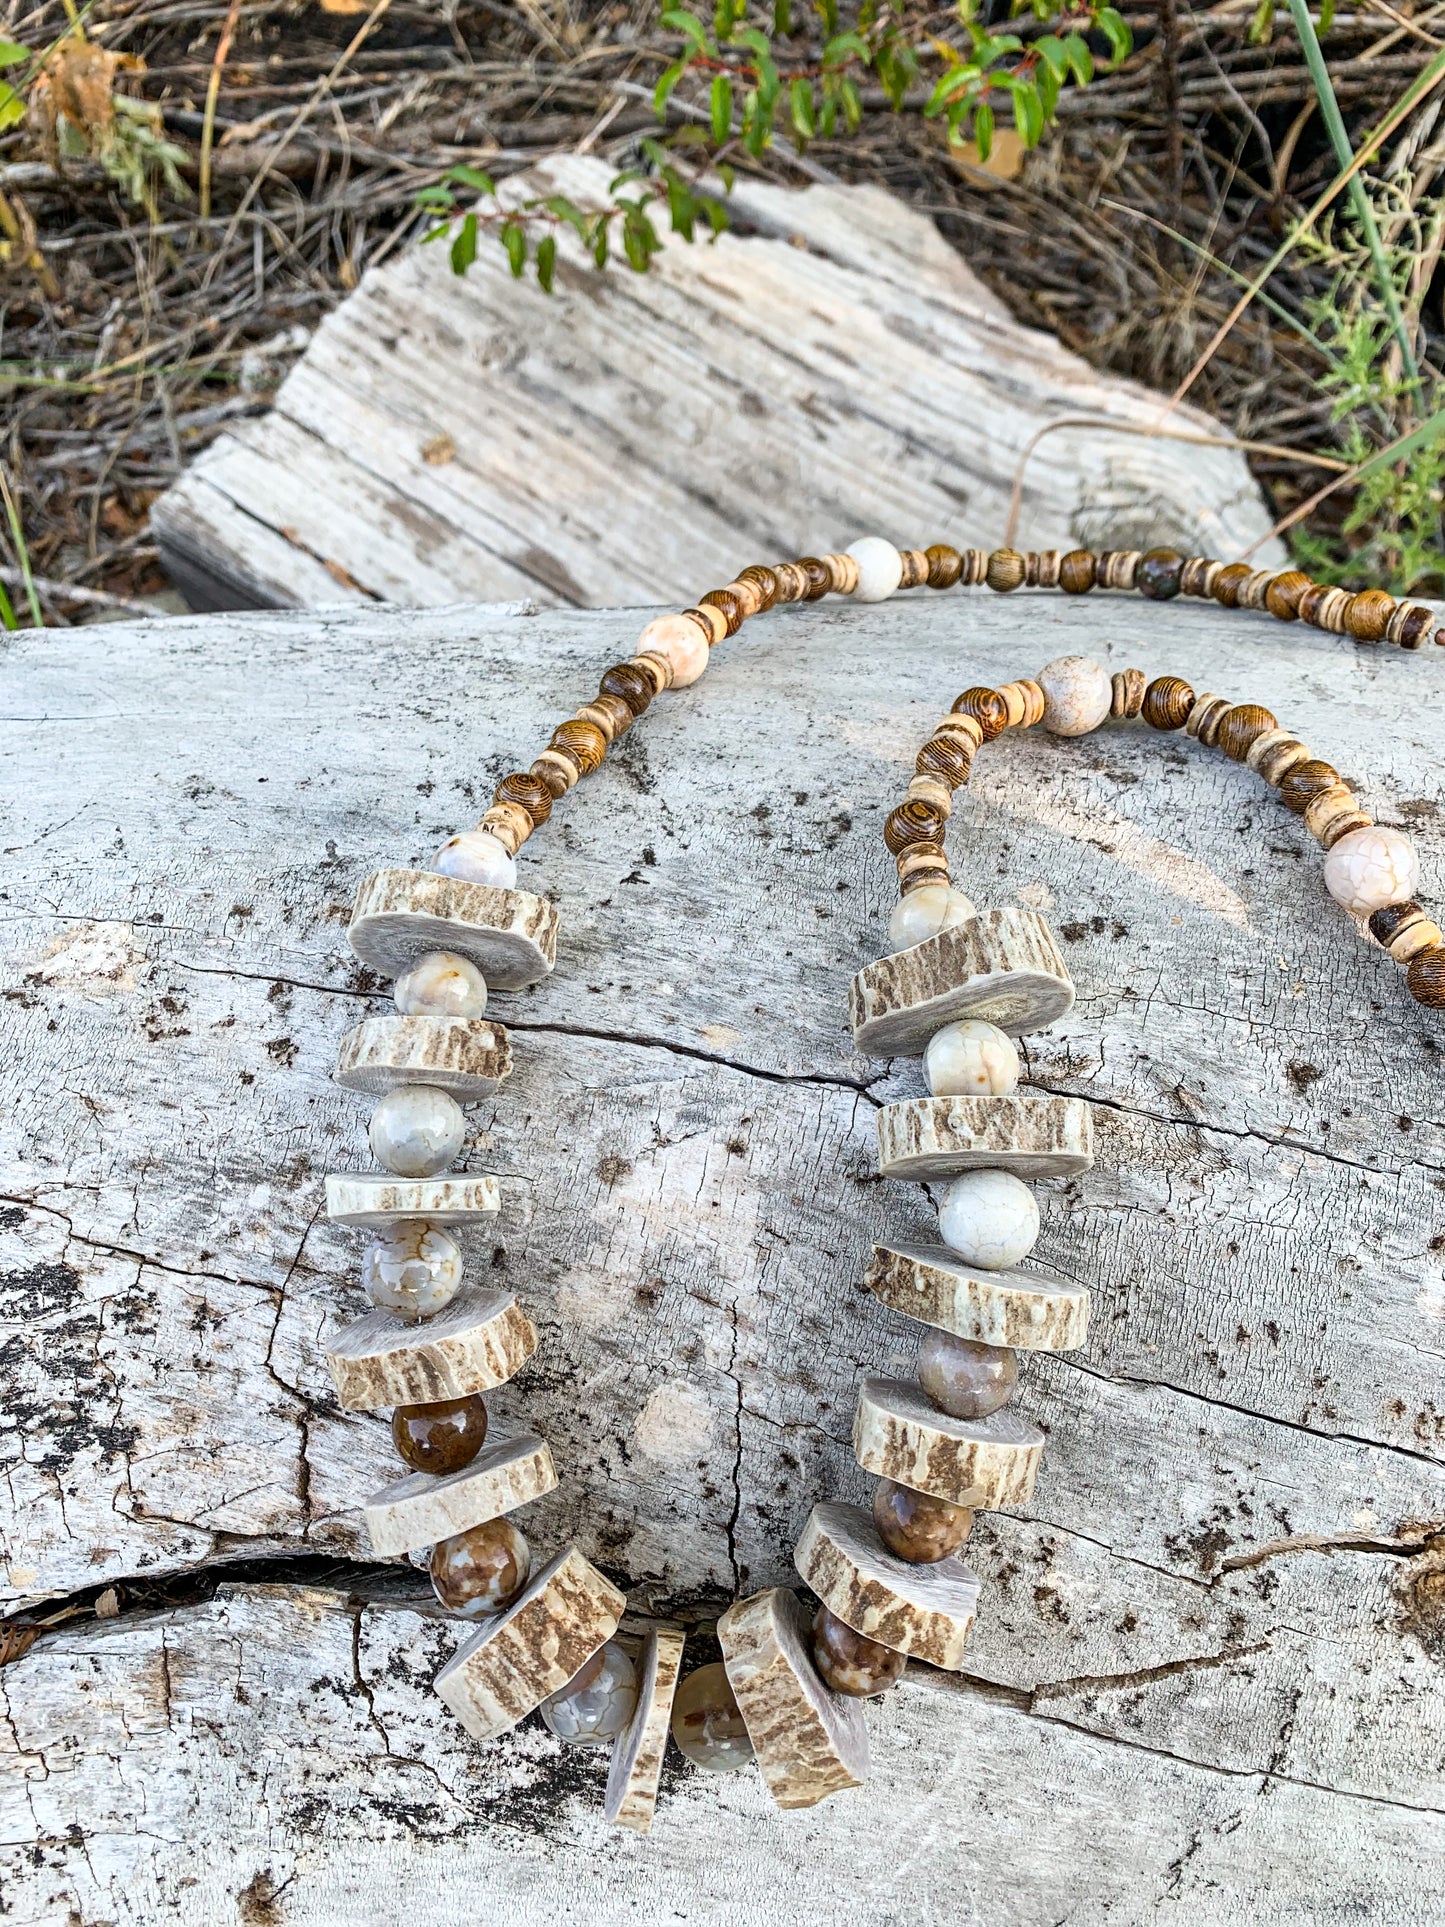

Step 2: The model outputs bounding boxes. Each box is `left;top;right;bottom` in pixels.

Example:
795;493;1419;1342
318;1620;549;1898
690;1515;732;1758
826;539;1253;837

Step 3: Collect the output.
1278;759;1340;815
894;548;927;590
699;587;745;634
1185;693;1231;745
952;687;1009;742
1263;569;1311;620
1215;703;1277;762
737;565;778;611
1141;675;1195;731
1387;602;1434;649
1345;587;1396;641
872;1478;973;1564
811;1604;904;1698
551;717;608;776
1136;549;1184;600
823;552;859;594
961;548;989;585
925;544;962;588
1308;791;1372;848
900;866;952;896
392;1394;488;1476
1096;549;1141;590
590;692;635;739
1368;900;1442;962
1111;668;1147;719
599;663;654;716
985;548;1026;593
884;799;947;853
795;557;831;601
1368;899;1423;948
1058;550;1097;594
1032;549;1063;588
494;771;553;826
1211;562;1253;608
916;735;973;786
1406;946;1445;1009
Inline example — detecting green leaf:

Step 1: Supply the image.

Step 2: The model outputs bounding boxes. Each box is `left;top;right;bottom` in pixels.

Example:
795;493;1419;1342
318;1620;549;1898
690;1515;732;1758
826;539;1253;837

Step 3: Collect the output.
668;172;695;239
1248;0;1274;41
450;212;479;275
815;0;839;36
974;97;994;161
421;222;453;245
660;8;716;54
789;75;815;144
1062;31;1094;84
0;39;31;68
710;71;733;142
822;30;868;66
640;136;671;171
413;184;455;208
591;215;610;268
1034;34;1068;76
1320;0;1335;27
841;75;862;130
1010;75;1043;145
622;210;650;272
501;219;527;277
925;65;980;117
718;160;736;192
444;163;496;196
1096;7;1132;64
0;82;24;131
1036;58;1060;120
773;0;792;31
654;61;686;116
536;233;557;293
698;193;730;235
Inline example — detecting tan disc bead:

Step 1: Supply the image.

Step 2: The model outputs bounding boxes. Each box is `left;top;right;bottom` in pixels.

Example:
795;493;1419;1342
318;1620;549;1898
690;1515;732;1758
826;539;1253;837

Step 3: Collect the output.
1406;946;1445;1008
907;774;953;818
1308;586;1353;632
771;562;808;604
1111;668;1146;718
683;603;729;644
531;752;578;799
1180;556;1221;597
1278;759;1340;816
897;842;949;889
1031;549;1063;588
897;548;930;590
1141;676;1195;731
724;578;762;619
1387;602;1435;649
936;712;986;755
1265;570;1312;620
952;687;1009;742
480;802;532;854
1370;901;1445;963
1304;783;1372;847
960;548;989;586
985;548;1027;593
996;683;1029;729
628;653;672;695
1215;703;1278;763
1095;549;1140;590
1185;693;1232;746
1235;569;1277;611
1058;550;1097;594
1246;730;1307;783
825;552;861;594
552;717;608;775
1015;679;1045;726
574;702;619;745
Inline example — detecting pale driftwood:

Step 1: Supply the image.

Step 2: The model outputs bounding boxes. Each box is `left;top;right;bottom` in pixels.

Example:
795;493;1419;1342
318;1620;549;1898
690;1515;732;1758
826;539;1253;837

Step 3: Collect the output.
150;159;1284;616
335;1013;514;1099
324;1288;538;1410
875;1093;1093;1181
853;1378;1046;1509
604;1625;686;1834
718;1587;869;1811
6;592;1445;1923
795;1503;981;1669
849;910;1075;1054
434;1545;626;1741
347;869;558;990
324;1172;502;1226
866;1241;1091;1351
364;1433;557;1558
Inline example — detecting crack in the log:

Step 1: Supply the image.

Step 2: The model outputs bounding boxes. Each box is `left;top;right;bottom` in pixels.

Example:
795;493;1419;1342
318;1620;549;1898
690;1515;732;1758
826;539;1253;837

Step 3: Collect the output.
1028;1637;1274;1702
1219;1525;1445;1573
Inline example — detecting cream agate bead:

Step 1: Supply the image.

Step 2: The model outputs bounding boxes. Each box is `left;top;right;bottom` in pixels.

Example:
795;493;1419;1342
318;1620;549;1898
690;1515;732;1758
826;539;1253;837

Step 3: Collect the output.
433;828;517;890
637;613;709;688
846;536;904;603
393;950;488;1018
361;1220;463;1318
1322;825;1419;919
925;1019;1020;1097
368;1084;466;1176
1038;655;1112;737
917;1330;1018;1419
540;1640;639;1748
888;883;977;954
936;1169;1039;1269
670;1663;754;1773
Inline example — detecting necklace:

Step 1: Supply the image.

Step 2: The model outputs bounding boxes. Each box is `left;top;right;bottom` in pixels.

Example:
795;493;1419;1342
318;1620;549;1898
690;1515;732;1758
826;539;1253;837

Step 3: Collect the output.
318;537;1443;1832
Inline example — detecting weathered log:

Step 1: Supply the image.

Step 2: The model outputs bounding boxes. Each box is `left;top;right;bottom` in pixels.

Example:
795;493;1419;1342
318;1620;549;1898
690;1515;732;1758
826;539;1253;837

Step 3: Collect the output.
718;1587;869;1810
604;1624;686;1833
865;1240;1091;1350
875;1093;1094;1180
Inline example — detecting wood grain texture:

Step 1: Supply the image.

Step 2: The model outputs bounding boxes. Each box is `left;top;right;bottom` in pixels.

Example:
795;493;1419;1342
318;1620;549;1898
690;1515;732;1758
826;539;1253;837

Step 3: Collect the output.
853;1376;1046;1507
149;157;1284;616
4;588;1445;1921
363;1433;557;1558
717;1586;869;1810
875;1091;1094;1179
865;1240;1091;1350
795;1501;981;1668
604;1624;686;1833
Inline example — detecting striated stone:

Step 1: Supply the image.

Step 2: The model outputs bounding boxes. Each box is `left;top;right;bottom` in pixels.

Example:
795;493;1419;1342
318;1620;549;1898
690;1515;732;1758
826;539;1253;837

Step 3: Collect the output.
325;1173;500;1227
433;1545;626;1741
864;1239;1088;1350
334;1014;512;1102
605;1625;686;1833
810;1603;905;1696
363;1433;557;1559
325;1287;538;1410
430;1515;531;1618
794;1502;979;1670
853;1376;1044;1508
917;1330;1018;1420
348;867;557;991
851;908;1074;1055
718;1588;869;1809
872;1478;974;1563
540;1639;638;1748
876;1093;1093;1181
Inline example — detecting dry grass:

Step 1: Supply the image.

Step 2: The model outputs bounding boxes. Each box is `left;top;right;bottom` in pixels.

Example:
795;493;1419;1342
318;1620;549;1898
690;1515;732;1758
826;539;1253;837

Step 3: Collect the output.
1;0;1440;621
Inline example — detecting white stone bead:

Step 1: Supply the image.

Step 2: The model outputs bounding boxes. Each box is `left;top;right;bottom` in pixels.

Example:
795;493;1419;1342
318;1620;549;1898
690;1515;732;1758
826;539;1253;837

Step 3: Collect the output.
433;829;517;890
361;1220;463;1318
846;536;904;603
937;1170;1039;1270
393;950;488;1019
637;613;710;688
540;1639;638;1748
1322;825;1419;919
1037;655;1112;737
368;1085;466;1177
925;1019;1020;1097
888;884;977;954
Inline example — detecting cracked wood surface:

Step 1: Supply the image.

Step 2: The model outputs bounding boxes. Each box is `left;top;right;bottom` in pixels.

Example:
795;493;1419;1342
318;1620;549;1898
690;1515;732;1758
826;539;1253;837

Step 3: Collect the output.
3;590;1445;1921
